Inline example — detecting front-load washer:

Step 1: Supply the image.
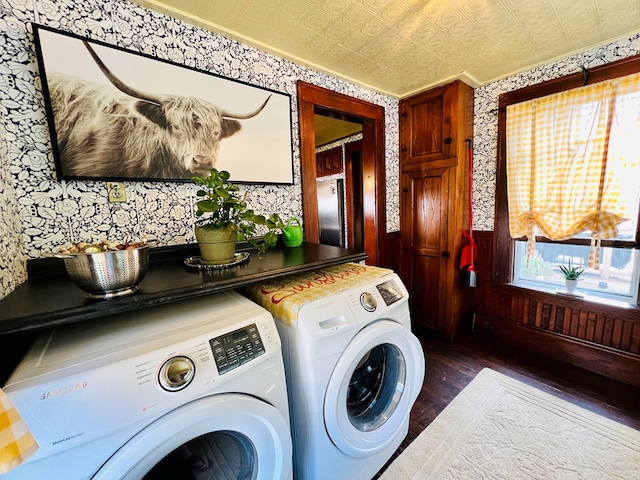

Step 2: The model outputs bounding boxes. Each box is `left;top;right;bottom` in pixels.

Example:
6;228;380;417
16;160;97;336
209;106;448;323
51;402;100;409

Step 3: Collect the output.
2;290;292;480
244;262;425;480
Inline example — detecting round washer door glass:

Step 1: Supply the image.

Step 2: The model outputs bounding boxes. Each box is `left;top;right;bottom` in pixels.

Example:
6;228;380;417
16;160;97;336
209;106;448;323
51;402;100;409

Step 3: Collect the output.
347;343;406;432
92;393;292;480
324;320;425;457
143;430;256;479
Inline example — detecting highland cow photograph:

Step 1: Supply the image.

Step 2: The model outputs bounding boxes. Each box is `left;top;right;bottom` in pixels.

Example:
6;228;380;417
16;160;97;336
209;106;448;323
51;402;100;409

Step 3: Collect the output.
33;24;294;184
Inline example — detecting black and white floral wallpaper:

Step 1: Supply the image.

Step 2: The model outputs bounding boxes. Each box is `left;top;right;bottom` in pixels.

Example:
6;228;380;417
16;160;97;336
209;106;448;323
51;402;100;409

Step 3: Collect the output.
1;0;639;300
0;0;399;299
472;34;640;231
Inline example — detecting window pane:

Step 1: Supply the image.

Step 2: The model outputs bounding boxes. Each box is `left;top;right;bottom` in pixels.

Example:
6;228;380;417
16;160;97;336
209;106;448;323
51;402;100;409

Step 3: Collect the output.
513;241;639;303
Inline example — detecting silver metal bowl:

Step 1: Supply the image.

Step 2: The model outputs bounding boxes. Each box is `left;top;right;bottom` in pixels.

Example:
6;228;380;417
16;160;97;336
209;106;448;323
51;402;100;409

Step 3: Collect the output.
48;245;152;299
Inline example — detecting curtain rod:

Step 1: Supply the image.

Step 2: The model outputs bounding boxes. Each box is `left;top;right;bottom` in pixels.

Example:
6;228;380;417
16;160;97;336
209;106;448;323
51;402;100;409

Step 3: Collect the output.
581;65;590;85
489;65;592;114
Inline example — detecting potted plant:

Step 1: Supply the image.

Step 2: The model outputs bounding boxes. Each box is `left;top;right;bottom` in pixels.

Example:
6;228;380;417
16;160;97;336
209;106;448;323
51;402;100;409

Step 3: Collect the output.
558;260;585;294
192;169;285;264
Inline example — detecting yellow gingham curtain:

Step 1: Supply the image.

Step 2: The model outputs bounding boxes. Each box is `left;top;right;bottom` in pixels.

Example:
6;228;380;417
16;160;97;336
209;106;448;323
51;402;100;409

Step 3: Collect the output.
0;388;38;473
506;72;640;268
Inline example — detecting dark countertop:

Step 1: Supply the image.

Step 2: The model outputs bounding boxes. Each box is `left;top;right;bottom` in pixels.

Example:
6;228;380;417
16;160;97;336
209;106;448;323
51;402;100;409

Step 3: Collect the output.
0;242;367;335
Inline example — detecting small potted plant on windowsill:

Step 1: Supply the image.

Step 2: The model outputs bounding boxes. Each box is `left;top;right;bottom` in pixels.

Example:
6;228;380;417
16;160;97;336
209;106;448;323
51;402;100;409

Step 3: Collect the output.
558;260;585;294
192;169;285;264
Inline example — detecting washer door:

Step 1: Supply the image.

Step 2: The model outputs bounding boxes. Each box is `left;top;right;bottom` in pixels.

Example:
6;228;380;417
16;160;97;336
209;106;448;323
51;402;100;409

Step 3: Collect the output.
92;393;292;480
324;320;425;458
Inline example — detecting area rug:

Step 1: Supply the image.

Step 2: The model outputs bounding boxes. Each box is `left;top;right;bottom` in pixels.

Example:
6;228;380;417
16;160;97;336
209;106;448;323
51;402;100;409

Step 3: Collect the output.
381;368;640;479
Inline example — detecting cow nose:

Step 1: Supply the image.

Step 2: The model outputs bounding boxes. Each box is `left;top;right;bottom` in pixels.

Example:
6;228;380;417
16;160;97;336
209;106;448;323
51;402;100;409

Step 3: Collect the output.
192;155;211;167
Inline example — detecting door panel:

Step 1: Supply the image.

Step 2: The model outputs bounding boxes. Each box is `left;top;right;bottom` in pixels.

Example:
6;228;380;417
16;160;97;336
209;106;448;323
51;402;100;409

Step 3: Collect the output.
400;84;453;164
410;96;443;158
399;80;474;339
401;167;452;332
410;254;443;332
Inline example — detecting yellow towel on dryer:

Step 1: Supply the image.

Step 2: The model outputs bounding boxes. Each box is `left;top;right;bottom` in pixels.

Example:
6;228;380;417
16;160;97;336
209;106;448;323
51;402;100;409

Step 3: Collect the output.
244;262;393;327
0;387;38;474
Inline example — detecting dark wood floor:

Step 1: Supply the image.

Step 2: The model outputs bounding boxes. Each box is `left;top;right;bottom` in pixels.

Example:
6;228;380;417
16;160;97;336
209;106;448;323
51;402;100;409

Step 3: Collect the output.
374;332;640;478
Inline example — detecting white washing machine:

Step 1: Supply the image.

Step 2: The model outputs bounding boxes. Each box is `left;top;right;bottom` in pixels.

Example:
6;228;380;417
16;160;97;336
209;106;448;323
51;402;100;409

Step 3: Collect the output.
1;290;292;480
244;263;425;480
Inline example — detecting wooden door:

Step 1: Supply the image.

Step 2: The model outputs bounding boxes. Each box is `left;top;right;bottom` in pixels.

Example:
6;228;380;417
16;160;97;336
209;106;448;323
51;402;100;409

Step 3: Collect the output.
345;140;364;251
400;84;454;165
400;166;454;332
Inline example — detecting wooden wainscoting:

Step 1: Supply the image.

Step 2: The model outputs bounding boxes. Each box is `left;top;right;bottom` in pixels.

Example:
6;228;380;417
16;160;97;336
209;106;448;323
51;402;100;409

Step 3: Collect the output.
379;231;401;273
471;231;640;387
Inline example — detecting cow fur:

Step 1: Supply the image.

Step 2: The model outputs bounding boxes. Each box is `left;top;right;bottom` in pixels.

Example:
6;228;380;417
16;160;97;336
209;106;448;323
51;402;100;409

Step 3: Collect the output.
47;72;264;179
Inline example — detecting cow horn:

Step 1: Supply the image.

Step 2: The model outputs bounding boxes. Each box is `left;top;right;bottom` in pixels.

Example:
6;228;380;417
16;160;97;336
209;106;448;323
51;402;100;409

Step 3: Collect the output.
220;95;272;119
83;41;162;105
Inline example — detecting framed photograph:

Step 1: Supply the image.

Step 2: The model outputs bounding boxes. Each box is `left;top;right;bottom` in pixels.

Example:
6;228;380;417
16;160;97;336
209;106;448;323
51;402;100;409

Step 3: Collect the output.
32;24;294;184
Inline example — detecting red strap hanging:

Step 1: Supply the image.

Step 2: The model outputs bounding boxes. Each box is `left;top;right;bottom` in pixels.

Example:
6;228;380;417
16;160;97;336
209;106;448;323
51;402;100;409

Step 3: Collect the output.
460;139;477;286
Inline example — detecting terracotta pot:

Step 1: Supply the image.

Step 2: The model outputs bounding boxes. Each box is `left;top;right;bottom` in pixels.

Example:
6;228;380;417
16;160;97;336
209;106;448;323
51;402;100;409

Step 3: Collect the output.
195;226;236;264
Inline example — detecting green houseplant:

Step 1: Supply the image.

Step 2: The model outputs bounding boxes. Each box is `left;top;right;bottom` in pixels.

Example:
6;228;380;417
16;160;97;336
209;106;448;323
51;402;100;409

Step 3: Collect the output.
192;169;284;264
558;260;585;280
558;260;585;294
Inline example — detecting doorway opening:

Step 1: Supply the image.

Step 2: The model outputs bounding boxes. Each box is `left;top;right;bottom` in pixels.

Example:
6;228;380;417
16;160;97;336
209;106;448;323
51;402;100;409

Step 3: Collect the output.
297;81;386;266
314;111;363;250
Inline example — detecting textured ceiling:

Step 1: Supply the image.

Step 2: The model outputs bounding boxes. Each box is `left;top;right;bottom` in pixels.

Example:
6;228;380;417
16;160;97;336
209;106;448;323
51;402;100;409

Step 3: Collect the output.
314;114;362;146
131;0;640;97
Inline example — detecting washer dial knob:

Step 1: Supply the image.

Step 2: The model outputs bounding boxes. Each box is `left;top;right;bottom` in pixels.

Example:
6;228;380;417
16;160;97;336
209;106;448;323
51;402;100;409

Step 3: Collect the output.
360;292;377;312
159;355;195;392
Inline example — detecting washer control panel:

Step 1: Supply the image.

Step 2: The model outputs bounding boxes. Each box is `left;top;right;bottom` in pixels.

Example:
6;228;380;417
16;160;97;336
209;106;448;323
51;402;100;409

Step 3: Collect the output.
376;279;404;306
209;323;265;375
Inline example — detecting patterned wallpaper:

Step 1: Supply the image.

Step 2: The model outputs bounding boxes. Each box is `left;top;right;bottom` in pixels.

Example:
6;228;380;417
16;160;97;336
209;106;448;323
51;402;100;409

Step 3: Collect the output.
0;124;26;297
472;33;640;232
2;0;639;300
0;0;399;299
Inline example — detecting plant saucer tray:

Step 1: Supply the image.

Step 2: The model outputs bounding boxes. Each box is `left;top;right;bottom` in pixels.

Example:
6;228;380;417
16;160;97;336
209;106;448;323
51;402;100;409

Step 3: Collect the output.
184;252;250;270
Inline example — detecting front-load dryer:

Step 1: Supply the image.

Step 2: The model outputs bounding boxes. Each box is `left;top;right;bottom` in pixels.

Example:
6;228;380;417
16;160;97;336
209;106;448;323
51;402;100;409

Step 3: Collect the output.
244;262;425;480
2;290;292;480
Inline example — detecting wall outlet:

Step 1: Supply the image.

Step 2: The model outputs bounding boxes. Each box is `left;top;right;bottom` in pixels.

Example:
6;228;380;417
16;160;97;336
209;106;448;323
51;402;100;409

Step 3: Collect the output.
107;182;126;202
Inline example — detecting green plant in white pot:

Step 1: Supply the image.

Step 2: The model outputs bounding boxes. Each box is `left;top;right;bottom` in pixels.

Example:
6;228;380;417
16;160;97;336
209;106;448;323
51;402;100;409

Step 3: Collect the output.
558;260;585;294
192;169;284;264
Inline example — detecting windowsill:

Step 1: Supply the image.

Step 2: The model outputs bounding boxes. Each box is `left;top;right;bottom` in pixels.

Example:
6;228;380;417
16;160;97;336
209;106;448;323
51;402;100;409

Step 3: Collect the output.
515;280;636;308
492;281;640;319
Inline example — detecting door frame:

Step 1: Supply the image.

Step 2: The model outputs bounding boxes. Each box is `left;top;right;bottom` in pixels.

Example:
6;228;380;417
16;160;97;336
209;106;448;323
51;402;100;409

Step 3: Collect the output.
297;81;386;266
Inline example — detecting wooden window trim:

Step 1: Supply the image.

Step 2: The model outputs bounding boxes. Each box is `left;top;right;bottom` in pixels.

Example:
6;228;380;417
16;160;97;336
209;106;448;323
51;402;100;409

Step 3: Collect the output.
494;53;640;304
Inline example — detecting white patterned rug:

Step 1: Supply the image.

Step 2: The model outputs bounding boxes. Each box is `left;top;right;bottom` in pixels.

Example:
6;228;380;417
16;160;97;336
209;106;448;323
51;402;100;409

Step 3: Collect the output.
381;368;640;480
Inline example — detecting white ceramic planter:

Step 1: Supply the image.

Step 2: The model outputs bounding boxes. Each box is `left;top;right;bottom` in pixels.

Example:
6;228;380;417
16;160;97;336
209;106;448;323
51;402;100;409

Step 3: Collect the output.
565;278;578;294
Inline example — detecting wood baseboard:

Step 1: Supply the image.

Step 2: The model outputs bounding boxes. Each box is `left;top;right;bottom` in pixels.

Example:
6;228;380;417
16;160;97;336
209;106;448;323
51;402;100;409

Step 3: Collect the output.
475;313;640;388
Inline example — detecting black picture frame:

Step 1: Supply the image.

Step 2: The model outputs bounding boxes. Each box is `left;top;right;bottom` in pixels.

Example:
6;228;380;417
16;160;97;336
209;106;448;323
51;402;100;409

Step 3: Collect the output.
32;24;294;184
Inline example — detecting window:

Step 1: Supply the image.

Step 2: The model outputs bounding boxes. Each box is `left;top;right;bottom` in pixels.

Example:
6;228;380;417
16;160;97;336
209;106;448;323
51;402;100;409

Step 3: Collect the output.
495;55;640;306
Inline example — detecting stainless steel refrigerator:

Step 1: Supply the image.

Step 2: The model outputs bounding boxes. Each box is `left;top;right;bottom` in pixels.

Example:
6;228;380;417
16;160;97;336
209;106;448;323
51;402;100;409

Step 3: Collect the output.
317;178;345;248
